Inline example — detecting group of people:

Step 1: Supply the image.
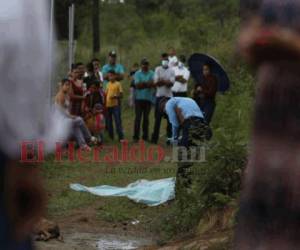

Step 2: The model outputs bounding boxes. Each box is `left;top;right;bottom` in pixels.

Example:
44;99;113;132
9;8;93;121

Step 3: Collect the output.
54;47;218;151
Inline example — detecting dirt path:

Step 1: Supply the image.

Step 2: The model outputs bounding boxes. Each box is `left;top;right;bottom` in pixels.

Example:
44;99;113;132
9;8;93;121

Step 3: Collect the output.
35;206;156;250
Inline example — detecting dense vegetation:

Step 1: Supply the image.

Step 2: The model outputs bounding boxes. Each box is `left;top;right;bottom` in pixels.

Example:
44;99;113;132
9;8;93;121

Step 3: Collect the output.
53;0;254;241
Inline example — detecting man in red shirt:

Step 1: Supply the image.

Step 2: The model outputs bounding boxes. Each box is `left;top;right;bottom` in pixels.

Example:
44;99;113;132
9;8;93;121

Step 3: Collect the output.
193;63;218;124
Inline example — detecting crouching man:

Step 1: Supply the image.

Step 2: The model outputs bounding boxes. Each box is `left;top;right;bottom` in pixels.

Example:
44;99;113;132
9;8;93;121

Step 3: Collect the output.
160;97;211;188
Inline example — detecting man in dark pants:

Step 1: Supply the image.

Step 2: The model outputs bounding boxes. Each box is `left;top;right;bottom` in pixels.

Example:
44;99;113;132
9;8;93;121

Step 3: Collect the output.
133;59;155;142
161;97;211;188
151;53;175;144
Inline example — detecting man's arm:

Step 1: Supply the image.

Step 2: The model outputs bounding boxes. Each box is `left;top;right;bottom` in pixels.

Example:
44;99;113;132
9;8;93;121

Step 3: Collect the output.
116;73;124;81
102;66;109;81
165;70;175;88
116;65;125;81
175;106;185;125
175;75;187;83
153;68;165;87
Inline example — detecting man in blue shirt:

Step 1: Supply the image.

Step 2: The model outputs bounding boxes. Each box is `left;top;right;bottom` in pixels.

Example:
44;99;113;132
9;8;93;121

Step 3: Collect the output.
102;51;125;89
161;97;211;147
133;58;155;142
160;97;211;188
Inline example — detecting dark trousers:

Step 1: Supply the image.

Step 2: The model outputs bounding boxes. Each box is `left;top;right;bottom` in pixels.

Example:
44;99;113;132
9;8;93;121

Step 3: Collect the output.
106;106;124;140
151;96;172;143
133;100;151;141
172;92;187;97
179;117;208;148
177;117;211;186
201;99;216;124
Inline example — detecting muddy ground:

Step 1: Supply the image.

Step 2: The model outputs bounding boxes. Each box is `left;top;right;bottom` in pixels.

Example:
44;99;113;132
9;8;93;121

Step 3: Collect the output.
35;205;231;250
35;205;156;250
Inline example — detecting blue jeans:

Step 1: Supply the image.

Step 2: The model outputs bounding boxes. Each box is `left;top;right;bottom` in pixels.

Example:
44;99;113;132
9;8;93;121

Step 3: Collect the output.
107;106;124;140
72;117;92;147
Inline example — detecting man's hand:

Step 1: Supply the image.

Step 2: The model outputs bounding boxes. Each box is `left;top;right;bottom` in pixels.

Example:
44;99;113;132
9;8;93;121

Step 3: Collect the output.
197;86;203;92
111;95;120;99
165;81;174;88
156;80;165;87
176;75;187;84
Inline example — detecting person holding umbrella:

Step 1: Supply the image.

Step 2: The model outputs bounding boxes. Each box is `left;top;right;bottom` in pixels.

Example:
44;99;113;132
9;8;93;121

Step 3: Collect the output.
192;63;218;124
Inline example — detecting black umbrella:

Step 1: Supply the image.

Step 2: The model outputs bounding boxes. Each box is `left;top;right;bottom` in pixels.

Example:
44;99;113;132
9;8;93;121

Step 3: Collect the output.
188;53;230;93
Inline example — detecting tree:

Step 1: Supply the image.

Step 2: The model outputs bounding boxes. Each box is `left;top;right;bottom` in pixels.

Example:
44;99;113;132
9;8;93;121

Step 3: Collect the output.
92;0;100;54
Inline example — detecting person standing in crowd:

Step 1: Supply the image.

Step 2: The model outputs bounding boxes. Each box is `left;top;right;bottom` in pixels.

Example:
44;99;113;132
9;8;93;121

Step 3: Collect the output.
133;58;155;142
55;79;96;151
105;70;124;142
192;63;218;124
75;62;86;81
172;55;190;97
168;47;178;68
128;62;139;107
84;79;105;114
84;62;98;89
102;51;125;89
69;65;86;117
151;53;175;144
91;58;104;82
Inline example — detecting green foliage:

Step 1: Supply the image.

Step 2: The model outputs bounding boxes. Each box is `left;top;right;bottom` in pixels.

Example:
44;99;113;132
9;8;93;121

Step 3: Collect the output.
53;0;255;242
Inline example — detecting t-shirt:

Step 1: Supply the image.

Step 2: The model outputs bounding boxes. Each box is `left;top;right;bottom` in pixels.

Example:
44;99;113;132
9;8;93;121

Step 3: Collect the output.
166;97;204;138
105;81;123;108
154;66;175;98
102;63;125;88
134;70;155;102
171;66;190;93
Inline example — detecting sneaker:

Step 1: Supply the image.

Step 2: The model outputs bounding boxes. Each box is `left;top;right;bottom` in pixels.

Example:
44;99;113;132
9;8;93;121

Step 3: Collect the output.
91;136;98;144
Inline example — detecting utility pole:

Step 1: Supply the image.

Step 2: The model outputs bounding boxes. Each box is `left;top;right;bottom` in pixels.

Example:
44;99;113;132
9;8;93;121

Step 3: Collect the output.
68;2;75;70
49;0;55;103
92;0;100;55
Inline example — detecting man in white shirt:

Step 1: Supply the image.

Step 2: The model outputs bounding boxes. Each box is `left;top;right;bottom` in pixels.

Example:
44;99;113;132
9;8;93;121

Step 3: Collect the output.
171;55;190;97
168;47;178;68
151;53;175;144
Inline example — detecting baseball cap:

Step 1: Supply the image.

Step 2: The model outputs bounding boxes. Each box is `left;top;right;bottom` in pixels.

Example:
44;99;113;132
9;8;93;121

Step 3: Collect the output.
141;58;149;65
109;50;117;57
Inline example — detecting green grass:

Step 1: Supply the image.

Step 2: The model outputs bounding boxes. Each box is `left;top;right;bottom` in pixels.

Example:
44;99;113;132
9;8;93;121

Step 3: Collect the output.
43;77;179;233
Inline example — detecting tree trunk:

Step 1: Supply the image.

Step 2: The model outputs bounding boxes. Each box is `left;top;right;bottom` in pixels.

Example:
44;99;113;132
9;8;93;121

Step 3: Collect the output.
92;0;100;55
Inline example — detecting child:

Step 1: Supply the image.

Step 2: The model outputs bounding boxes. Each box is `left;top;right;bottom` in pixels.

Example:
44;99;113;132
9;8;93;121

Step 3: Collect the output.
84;79;105;115
105;70;124;141
85;104;105;144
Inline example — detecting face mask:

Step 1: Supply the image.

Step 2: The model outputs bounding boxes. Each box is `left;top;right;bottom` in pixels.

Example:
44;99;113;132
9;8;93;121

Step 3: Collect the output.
162;60;169;68
178;62;184;68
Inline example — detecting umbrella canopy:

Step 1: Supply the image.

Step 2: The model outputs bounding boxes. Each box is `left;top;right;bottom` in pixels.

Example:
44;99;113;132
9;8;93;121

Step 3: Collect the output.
188;53;230;93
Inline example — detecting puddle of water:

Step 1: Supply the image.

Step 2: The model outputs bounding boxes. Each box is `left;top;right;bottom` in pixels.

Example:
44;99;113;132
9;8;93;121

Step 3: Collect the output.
36;231;154;250
97;235;151;250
